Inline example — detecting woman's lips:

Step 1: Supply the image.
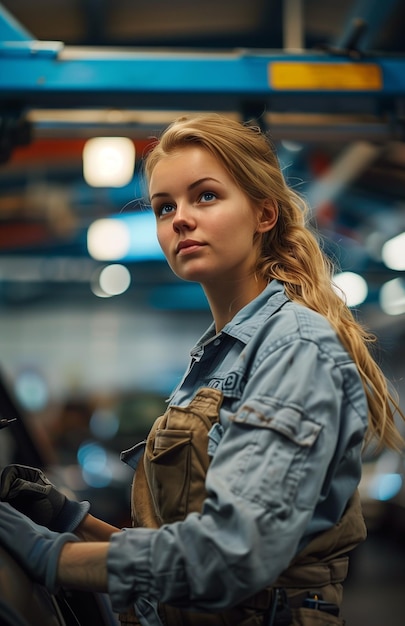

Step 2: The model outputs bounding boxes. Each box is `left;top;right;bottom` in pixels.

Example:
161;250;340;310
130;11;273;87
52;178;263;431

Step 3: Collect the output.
176;240;204;255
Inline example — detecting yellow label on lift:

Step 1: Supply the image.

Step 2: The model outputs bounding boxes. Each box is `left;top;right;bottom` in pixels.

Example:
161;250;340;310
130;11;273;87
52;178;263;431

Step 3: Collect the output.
269;62;382;90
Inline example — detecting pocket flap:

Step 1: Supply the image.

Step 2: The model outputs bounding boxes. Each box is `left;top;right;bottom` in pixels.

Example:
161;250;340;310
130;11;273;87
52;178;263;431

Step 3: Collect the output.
231;399;322;447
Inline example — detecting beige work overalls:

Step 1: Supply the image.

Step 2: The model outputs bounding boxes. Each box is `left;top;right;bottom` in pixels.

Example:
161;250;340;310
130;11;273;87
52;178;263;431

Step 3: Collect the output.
120;388;367;626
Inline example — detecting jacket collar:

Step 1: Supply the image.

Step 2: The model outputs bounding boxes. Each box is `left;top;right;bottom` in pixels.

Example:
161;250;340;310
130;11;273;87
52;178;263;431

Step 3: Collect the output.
192;280;290;352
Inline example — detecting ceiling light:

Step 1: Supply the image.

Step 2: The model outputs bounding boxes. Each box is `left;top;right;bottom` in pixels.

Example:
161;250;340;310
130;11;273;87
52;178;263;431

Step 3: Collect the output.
333;271;368;307
87;218;131;260
381;232;405;270
83;137;135;187
379;278;405;316
98;264;131;297
87;212;163;262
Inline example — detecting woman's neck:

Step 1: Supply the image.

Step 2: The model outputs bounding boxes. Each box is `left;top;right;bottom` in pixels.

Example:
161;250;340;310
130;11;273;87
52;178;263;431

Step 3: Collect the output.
203;275;268;333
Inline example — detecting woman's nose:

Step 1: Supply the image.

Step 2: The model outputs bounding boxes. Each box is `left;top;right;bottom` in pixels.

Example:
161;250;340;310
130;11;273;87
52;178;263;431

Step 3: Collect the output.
172;202;196;231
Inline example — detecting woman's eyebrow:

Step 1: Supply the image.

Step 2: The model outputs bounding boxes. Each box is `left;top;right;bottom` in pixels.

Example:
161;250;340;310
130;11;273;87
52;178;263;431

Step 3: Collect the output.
150;191;170;201
188;177;221;191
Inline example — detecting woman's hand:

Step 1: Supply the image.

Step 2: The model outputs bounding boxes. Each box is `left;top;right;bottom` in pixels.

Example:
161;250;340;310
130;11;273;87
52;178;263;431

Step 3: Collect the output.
0;464;90;532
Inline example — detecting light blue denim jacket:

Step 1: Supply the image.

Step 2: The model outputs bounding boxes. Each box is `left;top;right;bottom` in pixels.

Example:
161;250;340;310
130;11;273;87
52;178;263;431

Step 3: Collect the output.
107;280;368;621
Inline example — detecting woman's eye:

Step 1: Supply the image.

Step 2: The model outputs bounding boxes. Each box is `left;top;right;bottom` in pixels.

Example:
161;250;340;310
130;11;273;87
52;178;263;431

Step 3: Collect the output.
200;192;217;203
158;203;175;217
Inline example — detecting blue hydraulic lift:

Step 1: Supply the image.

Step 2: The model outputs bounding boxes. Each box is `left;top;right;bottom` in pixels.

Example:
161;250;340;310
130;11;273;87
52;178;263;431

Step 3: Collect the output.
0;0;404;155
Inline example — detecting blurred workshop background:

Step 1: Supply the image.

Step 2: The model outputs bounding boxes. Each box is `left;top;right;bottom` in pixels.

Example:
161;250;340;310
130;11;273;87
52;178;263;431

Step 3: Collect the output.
0;1;405;624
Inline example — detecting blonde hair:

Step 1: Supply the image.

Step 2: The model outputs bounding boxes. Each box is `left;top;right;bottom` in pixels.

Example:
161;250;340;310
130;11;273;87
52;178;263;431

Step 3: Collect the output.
144;113;404;451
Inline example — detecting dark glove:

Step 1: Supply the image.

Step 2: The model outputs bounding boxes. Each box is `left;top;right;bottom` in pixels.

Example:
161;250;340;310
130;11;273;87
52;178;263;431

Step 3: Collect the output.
0;464;90;533
0;502;79;593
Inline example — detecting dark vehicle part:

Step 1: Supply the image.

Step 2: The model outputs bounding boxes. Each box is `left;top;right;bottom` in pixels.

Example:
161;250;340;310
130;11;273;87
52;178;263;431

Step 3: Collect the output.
0;544;65;625
0;370;117;626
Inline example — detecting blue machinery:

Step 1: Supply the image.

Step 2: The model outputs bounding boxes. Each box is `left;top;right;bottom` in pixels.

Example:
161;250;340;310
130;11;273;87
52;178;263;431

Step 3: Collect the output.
0;1;404;143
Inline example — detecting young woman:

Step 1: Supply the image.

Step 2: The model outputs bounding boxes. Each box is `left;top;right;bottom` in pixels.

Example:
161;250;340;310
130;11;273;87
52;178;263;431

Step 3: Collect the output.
0;114;404;626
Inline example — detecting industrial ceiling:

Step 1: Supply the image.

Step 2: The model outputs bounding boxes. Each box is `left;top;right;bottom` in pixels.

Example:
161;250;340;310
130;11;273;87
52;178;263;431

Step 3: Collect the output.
0;0;405;344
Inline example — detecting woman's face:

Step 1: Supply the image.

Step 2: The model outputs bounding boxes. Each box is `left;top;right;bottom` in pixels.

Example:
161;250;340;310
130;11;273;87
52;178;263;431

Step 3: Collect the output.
149;146;270;287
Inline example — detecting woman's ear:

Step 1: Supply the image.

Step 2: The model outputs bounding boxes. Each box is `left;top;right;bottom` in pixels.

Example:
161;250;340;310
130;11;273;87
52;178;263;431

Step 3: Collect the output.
256;200;278;233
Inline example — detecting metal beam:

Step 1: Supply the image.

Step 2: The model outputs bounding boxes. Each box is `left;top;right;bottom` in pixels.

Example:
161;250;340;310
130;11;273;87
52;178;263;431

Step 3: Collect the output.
0;3;33;42
0;3;404;128
336;0;402;52
0;46;405;114
283;0;304;51
306;141;382;210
